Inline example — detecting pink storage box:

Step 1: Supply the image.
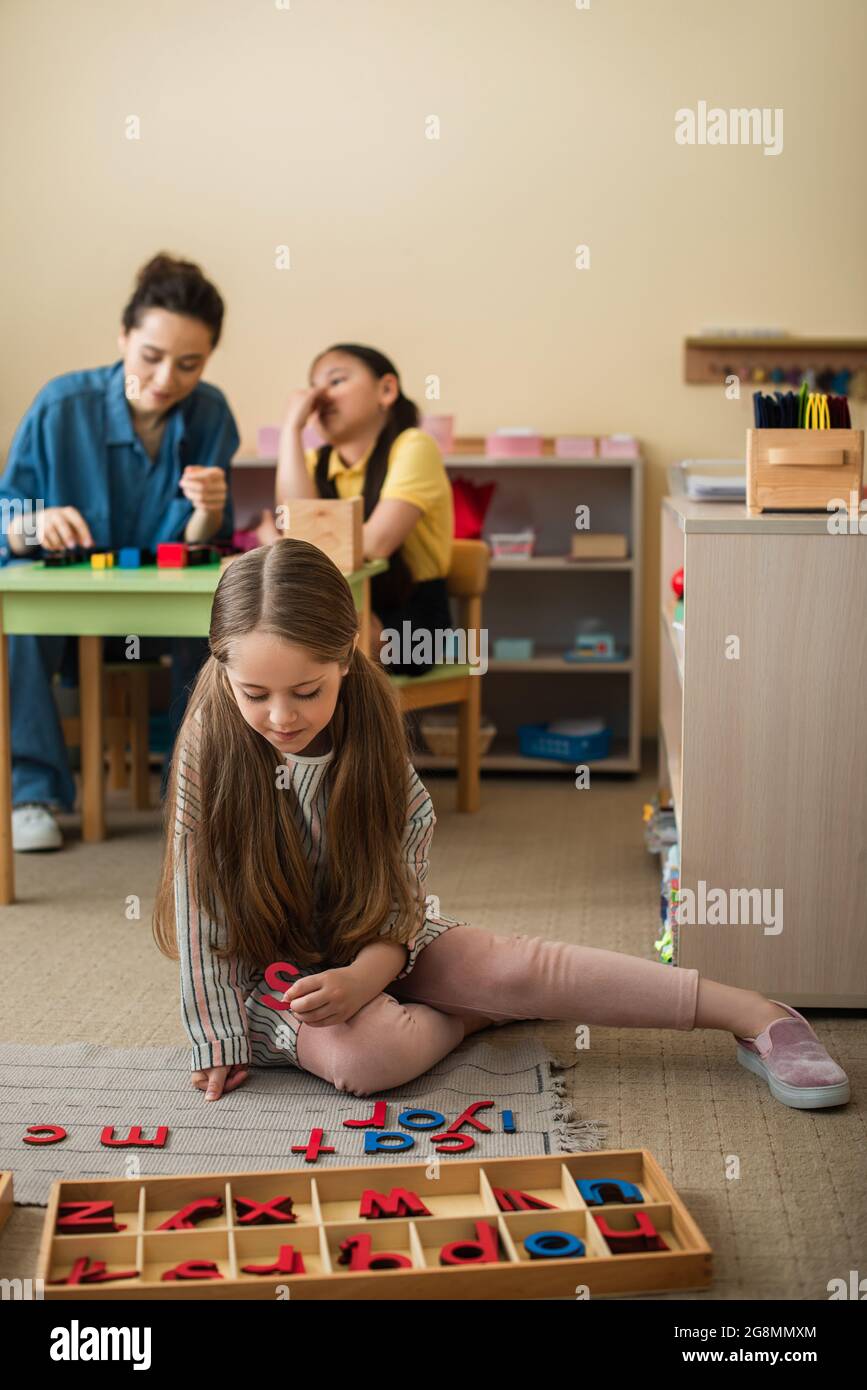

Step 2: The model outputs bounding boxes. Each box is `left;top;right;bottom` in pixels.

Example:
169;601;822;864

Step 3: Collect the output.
302;422;325;449
257;425;281;458
257;423;324;458
421;414;455;454
554;435;597;458
599;434;640;458
485;432;543;458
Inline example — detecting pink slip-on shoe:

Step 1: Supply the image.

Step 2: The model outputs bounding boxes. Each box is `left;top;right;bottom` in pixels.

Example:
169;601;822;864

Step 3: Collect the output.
735;1001;850;1109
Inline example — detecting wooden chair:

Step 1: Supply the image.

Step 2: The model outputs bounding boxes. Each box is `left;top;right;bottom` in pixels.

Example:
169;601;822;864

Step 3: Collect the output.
61;663;156;810
387;539;489;812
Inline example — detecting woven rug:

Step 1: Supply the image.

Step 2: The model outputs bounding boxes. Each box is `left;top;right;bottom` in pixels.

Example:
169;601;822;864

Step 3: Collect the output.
0;1037;604;1205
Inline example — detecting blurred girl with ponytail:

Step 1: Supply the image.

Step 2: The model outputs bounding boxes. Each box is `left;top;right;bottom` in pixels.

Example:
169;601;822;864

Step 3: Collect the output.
154;538;849;1109
270;344;454;675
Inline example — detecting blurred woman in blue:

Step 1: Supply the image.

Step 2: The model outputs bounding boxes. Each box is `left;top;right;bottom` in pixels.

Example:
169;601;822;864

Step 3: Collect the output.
0;252;239;851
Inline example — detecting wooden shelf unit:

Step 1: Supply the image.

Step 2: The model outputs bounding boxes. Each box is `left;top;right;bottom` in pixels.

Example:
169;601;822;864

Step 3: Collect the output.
230;440;644;776
418;448;644;775
658;496;867;1006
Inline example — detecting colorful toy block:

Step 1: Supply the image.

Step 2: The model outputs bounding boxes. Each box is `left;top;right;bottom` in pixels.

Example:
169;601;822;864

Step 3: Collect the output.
156;543;188;568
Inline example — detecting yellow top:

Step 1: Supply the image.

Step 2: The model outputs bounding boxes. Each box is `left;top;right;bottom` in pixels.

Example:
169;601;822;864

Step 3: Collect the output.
305;427;453;582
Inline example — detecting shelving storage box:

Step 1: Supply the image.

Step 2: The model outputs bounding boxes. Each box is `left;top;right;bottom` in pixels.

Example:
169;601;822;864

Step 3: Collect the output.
421;439;644;775
746;428;863;514
227;436;643;776
658;495;867;1005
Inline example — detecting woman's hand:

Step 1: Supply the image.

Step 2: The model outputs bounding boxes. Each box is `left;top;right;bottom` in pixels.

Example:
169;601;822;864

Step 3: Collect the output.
37;505;94;551
179;465;227;514
284;967;371;1027
192;1063;250;1101
282;387;324;435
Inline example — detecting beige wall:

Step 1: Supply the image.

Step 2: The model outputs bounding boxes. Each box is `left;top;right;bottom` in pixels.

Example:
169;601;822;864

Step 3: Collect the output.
2;0;865;734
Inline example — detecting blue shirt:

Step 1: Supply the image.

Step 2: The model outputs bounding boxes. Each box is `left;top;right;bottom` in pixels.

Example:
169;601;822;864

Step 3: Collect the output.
0;360;239;564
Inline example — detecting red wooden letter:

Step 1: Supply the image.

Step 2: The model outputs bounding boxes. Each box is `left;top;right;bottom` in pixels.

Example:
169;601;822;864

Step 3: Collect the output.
50;1256;139;1285
23;1124;67;1145
446;1101;494;1134
162;1260;223;1281
233;1195;297;1226
440;1220;501;1266
261;961;301;1011
343;1100;388;1129
241;1245;306;1276
157;1197;224;1231
430;1132;475;1153
491;1187;559;1214
358;1188;432;1220
291;1128;335;1162
100;1125;169;1148
57;1201;126;1234
337;1234;412;1271
593;1211;669;1253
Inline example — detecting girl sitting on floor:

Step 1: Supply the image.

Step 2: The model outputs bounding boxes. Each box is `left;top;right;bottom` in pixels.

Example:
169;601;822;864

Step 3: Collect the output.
152;539;850;1111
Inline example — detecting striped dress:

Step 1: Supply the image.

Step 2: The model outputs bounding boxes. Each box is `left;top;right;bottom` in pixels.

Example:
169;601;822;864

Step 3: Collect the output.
172;732;466;1072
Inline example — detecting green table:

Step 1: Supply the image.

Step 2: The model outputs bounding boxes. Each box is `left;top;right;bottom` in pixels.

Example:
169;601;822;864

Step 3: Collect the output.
0;557;387;903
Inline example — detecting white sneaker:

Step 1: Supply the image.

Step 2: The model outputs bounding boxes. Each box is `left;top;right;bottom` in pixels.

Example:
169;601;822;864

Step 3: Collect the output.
12;803;63;852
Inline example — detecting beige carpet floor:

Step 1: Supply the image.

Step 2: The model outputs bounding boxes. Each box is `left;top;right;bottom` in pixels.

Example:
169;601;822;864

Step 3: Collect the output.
1;748;864;1300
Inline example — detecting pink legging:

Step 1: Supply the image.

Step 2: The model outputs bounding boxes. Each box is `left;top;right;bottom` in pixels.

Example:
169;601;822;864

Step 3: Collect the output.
295;926;700;1097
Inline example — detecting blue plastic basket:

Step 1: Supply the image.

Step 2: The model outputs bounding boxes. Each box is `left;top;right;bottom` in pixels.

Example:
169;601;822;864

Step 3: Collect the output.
518;723;612;762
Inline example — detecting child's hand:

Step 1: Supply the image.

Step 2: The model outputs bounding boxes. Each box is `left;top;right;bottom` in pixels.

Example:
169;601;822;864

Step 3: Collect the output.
283;968;369;1027
282;387;324;434
192;1063;250;1101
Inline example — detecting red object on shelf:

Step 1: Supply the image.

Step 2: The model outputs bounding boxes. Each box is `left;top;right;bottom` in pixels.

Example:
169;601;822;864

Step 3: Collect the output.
452;477;496;539
671;566;684;599
157;542;188;568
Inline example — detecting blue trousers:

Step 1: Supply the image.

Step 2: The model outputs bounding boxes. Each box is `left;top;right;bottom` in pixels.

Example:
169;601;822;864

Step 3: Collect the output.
9;630;209;810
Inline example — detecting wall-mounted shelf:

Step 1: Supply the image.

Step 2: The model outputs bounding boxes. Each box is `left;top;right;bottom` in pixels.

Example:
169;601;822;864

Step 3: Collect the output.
684;335;867;389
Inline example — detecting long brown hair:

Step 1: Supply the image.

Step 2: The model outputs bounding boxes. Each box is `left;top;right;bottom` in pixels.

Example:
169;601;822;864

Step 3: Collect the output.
153;538;425;971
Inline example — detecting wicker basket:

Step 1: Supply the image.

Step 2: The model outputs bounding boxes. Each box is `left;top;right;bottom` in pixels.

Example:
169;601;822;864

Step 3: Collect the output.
419;714;496;758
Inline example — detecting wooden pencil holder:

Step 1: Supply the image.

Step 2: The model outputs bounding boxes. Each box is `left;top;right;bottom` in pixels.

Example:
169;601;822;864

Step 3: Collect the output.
277;495;363;572
746;428;863;515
